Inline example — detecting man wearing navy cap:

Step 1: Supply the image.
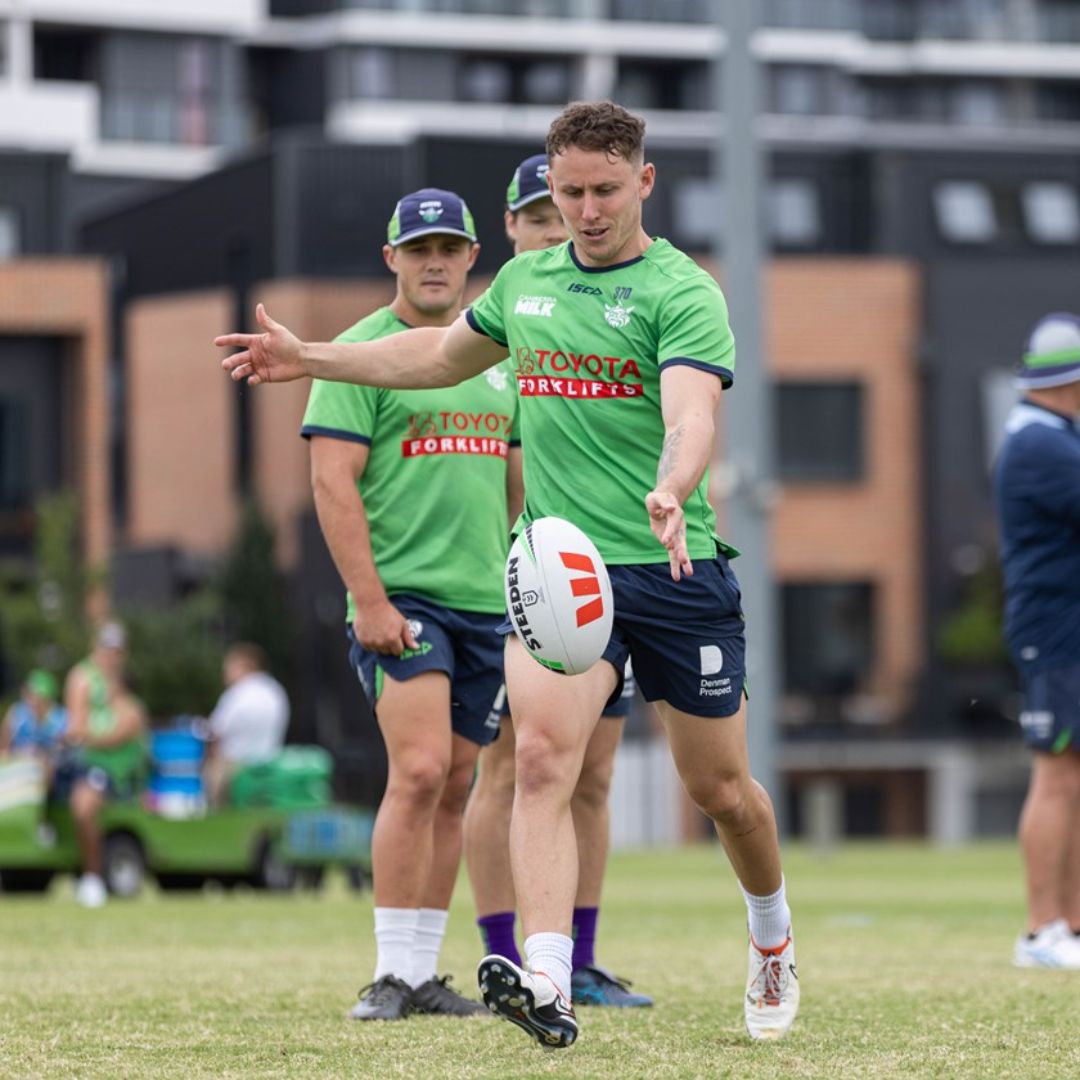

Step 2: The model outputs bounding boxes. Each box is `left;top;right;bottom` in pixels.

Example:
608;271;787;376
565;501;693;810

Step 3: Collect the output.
302;188;523;1019
993;313;1080;970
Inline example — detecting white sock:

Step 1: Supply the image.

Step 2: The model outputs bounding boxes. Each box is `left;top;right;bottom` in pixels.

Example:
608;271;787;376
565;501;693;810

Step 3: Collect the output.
523;932;573;999
373;907;419;982
741;877;792;950
411;908;449;988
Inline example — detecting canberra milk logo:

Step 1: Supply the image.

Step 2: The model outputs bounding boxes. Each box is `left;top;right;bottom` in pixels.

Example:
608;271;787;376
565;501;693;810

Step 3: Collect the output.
485;366;510;391
419;200;444;224
604;302;634;329
515;295;557;318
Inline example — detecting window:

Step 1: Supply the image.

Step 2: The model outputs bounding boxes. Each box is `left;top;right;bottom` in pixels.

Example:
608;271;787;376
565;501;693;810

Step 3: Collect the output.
460;58;511;102
521;62;569;105
351;48;395;99
672;178;723;249
0;206;20;261
782;582;875;696
1022;181;1080;245
772;65;826;116
616;59;709;110
950;81;1004;127
0;398;28;509
1036;81;1080;123
934;180;997;243
776;381;864;483
769;179;821;247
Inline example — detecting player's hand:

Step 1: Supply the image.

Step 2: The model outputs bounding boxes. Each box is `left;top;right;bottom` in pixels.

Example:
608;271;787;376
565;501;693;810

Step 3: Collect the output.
645;489;693;582
353;598;421;657
215;304;307;386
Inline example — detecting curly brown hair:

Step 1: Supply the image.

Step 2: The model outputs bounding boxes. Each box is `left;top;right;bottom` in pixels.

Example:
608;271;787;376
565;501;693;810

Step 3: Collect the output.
546;101;646;162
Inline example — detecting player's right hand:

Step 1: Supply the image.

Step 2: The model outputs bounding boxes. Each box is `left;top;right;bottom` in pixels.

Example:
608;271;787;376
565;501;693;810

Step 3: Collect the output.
353;599;421;657
215;303;307;386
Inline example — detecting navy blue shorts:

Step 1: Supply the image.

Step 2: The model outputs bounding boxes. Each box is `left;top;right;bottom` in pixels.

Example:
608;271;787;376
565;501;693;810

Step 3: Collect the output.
1019;663;1080;754
500;554;747;718
346;594;504;747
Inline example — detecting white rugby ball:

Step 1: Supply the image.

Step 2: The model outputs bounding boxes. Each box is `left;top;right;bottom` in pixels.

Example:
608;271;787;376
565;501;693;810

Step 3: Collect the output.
504;516;613;676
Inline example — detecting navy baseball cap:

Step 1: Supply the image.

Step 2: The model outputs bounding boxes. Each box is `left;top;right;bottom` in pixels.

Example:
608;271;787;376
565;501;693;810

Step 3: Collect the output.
1017;313;1080;389
506;154;553;212
387;188;477;247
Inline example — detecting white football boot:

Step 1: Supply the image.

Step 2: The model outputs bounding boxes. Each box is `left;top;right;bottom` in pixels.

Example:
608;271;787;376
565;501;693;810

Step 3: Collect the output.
478;954;578;1049
745;931;800;1040
1014;919;1080;970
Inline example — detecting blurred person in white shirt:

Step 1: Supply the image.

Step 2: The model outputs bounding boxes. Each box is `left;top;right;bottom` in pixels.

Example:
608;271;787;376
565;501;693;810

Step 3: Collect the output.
204;642;289;807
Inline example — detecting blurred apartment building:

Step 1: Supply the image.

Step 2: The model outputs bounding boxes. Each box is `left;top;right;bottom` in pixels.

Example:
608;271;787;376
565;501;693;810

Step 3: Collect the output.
2;0;1079;836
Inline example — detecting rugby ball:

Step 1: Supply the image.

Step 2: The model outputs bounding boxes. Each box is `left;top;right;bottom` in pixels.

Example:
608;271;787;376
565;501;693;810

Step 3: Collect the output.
504;517;613;676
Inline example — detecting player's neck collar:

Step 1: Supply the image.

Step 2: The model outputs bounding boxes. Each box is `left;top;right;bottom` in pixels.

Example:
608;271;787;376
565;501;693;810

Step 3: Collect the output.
568;241;648;274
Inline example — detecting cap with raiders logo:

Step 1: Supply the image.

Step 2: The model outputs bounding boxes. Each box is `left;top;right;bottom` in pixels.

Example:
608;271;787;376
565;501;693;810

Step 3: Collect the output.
387;188;477;246
506;154;553;213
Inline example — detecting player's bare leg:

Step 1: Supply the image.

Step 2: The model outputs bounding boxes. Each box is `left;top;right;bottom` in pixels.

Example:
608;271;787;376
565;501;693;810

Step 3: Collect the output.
477;635;616;1048
1013;751;1080;969
567;715;652;1007
464;714;521;961
356;671;485;1019
658;699;798;1040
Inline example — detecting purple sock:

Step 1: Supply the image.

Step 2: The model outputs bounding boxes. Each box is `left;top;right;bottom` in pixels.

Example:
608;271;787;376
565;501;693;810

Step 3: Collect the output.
477;912;521;966
572;907;599;970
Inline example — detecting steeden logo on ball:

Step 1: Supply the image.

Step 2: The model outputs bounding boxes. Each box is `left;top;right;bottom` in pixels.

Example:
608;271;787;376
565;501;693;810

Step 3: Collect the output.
504;517;613;676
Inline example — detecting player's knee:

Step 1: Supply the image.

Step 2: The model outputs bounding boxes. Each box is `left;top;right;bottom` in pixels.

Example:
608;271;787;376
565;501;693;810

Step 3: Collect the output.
515;731;574;799
688;775;747;826
388;755;449;808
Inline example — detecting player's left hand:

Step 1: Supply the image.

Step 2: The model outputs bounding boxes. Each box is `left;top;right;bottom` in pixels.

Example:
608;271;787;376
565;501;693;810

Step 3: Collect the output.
645;489;693;582
215;304;307;386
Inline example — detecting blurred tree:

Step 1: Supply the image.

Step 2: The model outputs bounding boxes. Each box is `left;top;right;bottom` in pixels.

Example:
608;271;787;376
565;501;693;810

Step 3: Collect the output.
0;491;92;691
938;558;1010;667
120;589;224;721
217;499;294;689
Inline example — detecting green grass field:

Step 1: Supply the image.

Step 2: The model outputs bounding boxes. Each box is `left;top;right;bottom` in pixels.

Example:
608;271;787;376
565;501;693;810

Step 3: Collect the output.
2;843;1078;1079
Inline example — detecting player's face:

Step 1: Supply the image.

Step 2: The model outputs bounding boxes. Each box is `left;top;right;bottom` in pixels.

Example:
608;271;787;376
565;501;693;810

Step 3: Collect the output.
384;235;479;317
547;146;655;267
504;197;569;254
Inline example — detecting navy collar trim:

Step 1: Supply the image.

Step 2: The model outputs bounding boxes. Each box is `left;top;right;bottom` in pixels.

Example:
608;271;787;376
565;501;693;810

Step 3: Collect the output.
568;242;647;274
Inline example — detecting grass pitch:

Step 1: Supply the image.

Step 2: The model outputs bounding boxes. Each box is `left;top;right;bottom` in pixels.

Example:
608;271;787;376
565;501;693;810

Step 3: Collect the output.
2;842;1078;1079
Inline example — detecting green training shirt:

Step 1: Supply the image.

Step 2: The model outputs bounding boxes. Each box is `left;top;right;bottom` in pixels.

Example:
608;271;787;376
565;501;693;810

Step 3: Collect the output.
301;306;519;617
466;238;736;565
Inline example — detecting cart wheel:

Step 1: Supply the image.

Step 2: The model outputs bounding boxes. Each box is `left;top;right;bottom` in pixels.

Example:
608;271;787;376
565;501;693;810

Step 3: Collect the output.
103;834;147;898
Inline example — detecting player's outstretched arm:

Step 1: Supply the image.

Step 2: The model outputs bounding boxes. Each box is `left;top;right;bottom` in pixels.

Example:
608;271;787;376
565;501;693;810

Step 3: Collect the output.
216;303;508;389
646;364;723;581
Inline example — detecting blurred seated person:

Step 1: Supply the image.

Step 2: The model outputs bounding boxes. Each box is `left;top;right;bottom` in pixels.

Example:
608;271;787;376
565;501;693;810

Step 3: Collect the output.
63;621;148;908
204;643;289;808
0;670;68;779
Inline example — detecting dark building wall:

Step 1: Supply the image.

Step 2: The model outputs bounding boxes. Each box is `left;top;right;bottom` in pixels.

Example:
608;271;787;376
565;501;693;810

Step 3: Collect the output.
81;152;278;296
0;153;69;254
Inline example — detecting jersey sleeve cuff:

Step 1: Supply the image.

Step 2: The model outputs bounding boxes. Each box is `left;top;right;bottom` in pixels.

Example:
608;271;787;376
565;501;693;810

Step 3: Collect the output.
658;356;734;389
300;425;372;445
465;307;508;349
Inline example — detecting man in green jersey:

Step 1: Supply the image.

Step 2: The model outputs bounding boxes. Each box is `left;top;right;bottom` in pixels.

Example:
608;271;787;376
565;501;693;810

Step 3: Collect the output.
462;152;652;1009
62;621;147;908
218;102;798;1048
301;188;522;1022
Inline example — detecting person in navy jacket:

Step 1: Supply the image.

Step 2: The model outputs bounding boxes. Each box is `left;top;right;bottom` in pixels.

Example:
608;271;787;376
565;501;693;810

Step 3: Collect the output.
994;312;1080;971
